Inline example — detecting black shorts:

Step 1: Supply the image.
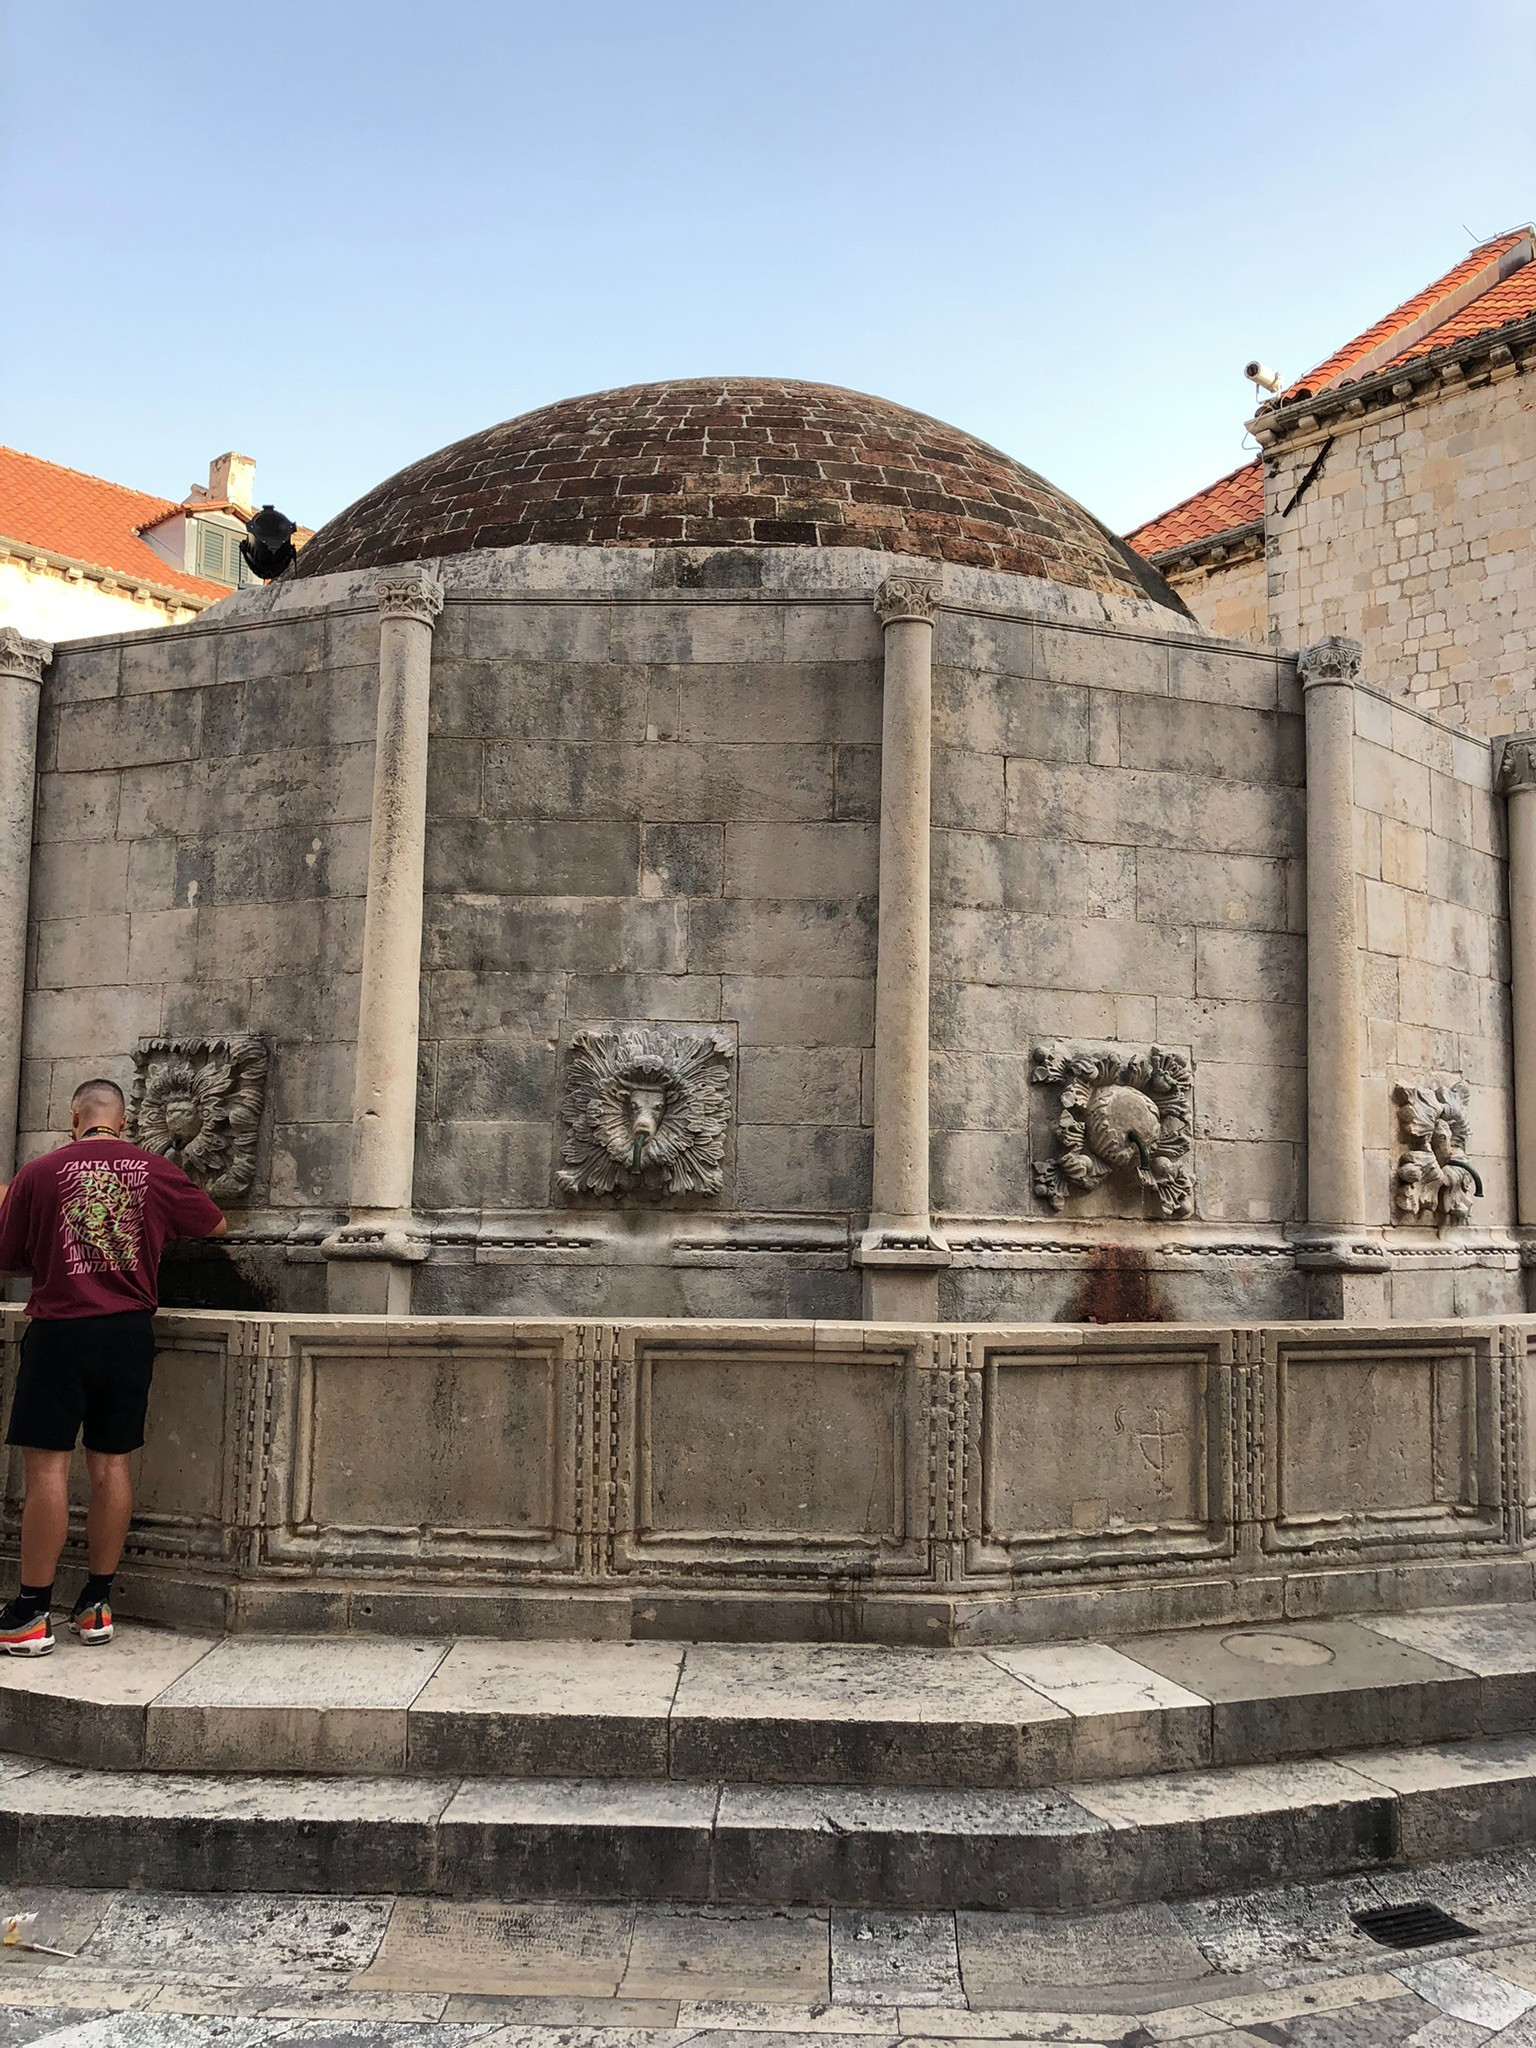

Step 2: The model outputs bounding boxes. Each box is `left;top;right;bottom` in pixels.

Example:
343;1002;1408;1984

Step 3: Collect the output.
5;1312;156;1455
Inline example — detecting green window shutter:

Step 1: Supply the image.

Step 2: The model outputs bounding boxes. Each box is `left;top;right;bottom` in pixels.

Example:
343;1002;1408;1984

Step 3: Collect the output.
196;522;224;579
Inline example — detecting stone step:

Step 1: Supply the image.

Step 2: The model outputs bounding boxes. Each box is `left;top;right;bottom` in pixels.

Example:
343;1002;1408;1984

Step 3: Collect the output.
3;1730;1535;1908
2;1602;1533;1783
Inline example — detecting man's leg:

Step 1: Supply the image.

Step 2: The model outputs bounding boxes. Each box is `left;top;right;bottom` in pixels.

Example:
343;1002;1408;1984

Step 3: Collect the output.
83;1451;133;1577
19;1449;72;1587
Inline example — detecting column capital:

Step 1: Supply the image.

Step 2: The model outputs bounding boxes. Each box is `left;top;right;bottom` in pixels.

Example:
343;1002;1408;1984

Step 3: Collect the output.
1498;735;1536;795
1297;635;1362;688
874;574;941;628
376;568;444;626
0;628;51;685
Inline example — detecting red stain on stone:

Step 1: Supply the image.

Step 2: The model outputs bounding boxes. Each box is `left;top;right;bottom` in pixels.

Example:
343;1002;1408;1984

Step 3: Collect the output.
1067;1244;1167;1324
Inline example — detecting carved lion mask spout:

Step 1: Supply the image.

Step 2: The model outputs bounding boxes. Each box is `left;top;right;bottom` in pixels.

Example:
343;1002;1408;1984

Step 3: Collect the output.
626;1082;668;1171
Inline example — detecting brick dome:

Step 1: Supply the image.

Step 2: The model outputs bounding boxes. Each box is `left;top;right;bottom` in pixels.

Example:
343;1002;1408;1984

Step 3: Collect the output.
295;378;1182;605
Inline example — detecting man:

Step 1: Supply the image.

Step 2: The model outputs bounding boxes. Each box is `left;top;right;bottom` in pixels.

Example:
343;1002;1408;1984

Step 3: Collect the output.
0;1079;226;1655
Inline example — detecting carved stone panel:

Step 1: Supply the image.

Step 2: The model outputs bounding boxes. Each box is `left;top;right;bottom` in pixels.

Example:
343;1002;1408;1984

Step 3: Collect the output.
1393;1079;1480;1229
1261;1330;1503;1554
967;1333;1234;1571
129;1037;269;1200
558;1026;733;1201
1031;1042;1195;1220
613;1336;928;1576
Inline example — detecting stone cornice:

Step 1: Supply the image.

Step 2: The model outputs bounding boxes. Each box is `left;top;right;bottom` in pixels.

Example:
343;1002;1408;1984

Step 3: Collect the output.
1247;308;1536;450
1148;518;1265;577
0;627;51;683
0;533;211;615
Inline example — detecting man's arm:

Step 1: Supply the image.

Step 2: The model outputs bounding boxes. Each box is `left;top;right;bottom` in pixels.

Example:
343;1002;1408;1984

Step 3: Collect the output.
211;1215;228;1238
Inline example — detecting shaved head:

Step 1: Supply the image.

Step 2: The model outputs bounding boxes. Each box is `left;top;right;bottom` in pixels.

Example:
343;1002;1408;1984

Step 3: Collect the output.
70;1079;127;1134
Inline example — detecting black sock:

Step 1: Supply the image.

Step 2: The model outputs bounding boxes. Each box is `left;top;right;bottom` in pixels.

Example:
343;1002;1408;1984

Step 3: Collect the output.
78;1574;113;1609
15;1582;52;1620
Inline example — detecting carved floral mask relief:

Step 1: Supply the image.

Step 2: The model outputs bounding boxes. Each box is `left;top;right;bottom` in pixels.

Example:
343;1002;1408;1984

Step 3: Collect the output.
129;1037;269;1200
1031;1042;1196;1220
558;1026;734;1200
1393;1079;1480;1229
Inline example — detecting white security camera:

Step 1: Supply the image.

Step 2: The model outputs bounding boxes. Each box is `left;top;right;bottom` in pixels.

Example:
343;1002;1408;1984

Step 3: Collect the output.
1244;361;1282;393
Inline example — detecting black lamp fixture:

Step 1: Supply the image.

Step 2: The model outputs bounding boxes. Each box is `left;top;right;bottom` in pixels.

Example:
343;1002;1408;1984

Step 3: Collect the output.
239;504;298;581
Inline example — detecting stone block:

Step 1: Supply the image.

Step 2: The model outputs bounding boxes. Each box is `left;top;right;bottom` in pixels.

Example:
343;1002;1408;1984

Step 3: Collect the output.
1136;850;1289;931
735;1124;872;1211
641;824;723;898
0;1629;212;1770
270;1038;355;1125
781;602;882;664
483;740;835;823
426;970;569;1042
933;670;1089;762
724;822;878;900
931;1128;1036;1214
215;615;327;684
48;640;121;705
1005;760;1304;858
1037;625;1169;695
1195;929;1306;1004
689;898;877;978
459;601;615;664
721;974;874;1047
424;897;688;976
127;908;199;986
424;820;639;897
117;745;376;839
412;1120;553;1209
608;603;787;666
934;749;1006;832
195;900;325;980
563;972;722;1022
267;1121;350;1205
409;1642;682;1777
30;911;131;991
677;662;880;744
932;979;1121;1053
1354;738;1432;824
426;736;484;817
433;657;669;745
436;1779;715;1903
1380;818;1429;890
933;833;1090;914
1194;1061;1307;1144
35;771;119;842
1118;697;1304;786
434;1040;556;1122
935;609;1034;677
931;1051;1033;1131
625;1902;831;2000
833;744;882;822
738;1047;863;1127
27;839;130;923
118;629;217;696
1154;996;1304;1067
1194;1139;1301;1222
238;667;378;753
1169;644;1279;710
55;691;202;773
937;911;1194;996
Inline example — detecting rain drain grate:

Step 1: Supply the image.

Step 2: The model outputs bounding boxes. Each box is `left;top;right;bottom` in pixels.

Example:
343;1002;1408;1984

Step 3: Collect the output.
1352;1902;1478;1950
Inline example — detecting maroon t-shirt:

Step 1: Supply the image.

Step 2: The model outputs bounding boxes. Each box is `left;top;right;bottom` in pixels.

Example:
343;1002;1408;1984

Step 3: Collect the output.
0;1138;224;1319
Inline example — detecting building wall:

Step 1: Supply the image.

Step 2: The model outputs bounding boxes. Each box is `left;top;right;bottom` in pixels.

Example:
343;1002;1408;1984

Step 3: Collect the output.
0;557;201;641
1163;552;1267;647
1267;368;1536;736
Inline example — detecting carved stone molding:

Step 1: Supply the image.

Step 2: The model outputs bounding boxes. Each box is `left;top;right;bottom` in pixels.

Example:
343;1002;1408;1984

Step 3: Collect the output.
375;569;444;626
0;628;51;685
1297;635;1362;687
1498;735;1536;795
1393;1079;1480;1229
558;1027;733;1201
1031;1042;1195;1220
874;574;941;628
129;1037;269;1200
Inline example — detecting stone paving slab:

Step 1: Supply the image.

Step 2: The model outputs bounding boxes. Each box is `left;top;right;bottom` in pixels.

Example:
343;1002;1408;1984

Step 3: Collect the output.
410;1645;685;1779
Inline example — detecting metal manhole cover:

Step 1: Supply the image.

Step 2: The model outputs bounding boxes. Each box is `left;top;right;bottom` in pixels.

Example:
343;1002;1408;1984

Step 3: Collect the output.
1352;1902;1477;1950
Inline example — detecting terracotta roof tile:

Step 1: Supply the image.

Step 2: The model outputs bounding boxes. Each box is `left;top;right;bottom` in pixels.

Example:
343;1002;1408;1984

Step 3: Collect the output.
1381;260;1536;366
1125;460;1263;558
0;446;227;602
1284;229;1532;398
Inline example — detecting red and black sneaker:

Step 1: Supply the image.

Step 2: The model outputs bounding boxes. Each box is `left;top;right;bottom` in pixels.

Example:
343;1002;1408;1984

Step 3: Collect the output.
68;1599;112;1646
0;1600;53;1657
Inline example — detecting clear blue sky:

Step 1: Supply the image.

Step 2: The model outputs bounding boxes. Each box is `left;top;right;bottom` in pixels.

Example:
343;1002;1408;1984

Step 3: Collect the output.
2;2;1530;537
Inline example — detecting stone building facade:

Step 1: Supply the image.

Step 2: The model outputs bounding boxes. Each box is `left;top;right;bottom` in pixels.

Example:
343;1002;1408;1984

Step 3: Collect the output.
1130;229;1536;737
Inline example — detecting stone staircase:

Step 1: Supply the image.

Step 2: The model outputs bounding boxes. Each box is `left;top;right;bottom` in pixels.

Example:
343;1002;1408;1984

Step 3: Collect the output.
0;1603;1533;1906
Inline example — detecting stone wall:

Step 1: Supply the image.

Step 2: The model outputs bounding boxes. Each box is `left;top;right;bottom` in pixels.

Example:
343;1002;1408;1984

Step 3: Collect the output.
1352;687;1516;1302
28;607;379;1306
10;1306;1529;1643
1162;554;1268;649
1267;368;1536;736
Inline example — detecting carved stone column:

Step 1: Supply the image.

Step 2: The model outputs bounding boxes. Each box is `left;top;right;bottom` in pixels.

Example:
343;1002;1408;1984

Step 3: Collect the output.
324;568;443;1313
1296;636;1386;1317
0;630;48;1181
858;574;949;1322
1498;740;1536;1276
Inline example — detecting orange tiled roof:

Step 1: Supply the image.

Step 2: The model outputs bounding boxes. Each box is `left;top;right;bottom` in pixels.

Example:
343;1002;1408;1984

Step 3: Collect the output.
1381;258;1536;367
0;446;227;602
1125;459;1263;559
1284;228;1532;398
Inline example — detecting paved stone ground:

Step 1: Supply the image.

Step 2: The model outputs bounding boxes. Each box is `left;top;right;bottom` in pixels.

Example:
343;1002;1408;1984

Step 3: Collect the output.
1;1849;1536;2043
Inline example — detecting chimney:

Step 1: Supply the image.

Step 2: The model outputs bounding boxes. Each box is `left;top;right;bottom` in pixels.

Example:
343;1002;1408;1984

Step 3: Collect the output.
207;452;256;512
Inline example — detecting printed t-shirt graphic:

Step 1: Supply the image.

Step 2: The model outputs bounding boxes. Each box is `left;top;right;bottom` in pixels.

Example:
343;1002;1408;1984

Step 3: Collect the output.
58;1154;149;1278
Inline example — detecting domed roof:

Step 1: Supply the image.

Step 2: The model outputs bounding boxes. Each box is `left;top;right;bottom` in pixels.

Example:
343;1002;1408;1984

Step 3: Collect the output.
295;378;1181;607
